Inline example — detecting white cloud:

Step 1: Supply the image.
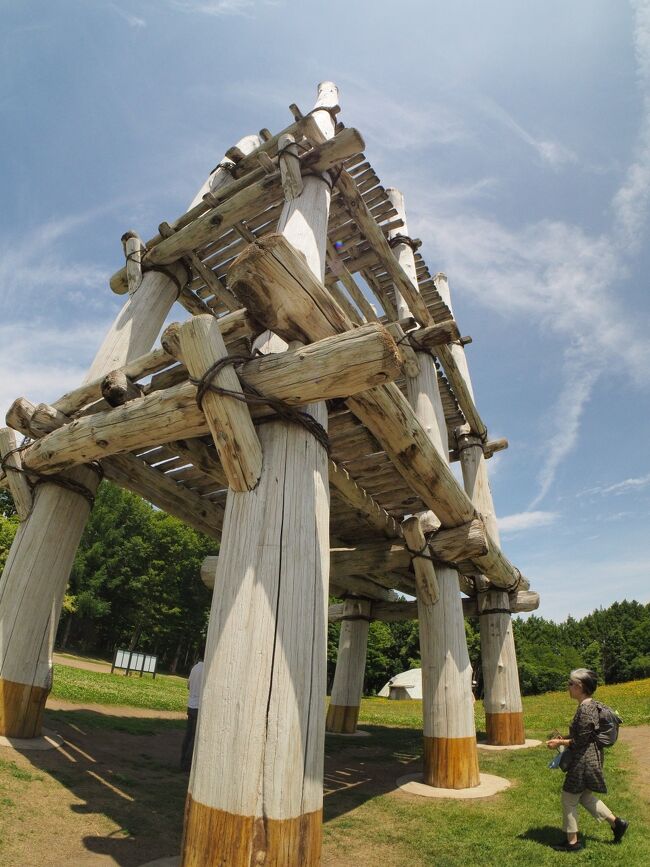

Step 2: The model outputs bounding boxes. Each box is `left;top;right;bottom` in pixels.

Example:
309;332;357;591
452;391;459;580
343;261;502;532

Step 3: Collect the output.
580;472;650;498
0;210;110;309
498;510;559;534
108;4;146;27
0;322;105;426
168;0;278;16
479;97;577;170
613;0;650;249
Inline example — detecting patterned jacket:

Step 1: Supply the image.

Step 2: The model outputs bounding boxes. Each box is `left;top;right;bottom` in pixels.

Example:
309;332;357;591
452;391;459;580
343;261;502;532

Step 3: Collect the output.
562;699;607;794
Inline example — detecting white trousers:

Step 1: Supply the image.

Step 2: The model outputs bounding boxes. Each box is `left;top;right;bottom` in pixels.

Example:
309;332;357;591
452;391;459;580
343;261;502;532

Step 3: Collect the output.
562;789;614;834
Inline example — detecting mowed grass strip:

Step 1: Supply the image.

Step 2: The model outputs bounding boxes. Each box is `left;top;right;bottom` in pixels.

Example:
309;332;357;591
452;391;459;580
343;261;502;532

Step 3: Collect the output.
52;663;188;711
357;677;650;733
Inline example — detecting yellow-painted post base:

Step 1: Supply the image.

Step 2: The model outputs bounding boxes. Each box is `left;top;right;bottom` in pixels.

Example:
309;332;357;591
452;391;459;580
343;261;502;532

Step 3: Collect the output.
181;794;322;867
423;735;481;789
485;711;525;746
0;676;48;738
325;703;360;734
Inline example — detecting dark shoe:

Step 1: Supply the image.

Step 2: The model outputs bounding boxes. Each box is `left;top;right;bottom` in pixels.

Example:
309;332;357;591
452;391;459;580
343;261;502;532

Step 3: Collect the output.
552;840;584;852
613;818;629;843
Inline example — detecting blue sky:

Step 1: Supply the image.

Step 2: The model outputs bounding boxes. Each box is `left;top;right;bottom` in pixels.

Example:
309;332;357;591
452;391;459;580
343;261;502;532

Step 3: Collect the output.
2;0;649;621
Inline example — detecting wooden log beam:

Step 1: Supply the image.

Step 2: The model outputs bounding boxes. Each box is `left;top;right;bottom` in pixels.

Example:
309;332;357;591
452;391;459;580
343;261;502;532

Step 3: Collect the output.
178;315;262;492
12;323;402;479
328;590;540;623
0;428;32;520
109;127;364;288
328;520;487;579
228;234;528;591
50;309;259;419
408;319;460;349
335;171;432;327
328;461;401;540
6;399;224;541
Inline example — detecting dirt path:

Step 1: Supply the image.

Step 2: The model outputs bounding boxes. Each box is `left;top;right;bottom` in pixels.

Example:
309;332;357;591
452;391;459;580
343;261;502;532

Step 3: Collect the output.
53;653;114;674
619;724;650;801
46;697;185;720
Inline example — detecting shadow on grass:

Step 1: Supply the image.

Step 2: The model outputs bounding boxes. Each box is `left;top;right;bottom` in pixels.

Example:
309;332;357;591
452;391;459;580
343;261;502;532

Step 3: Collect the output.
16;708;188;866
517;825;567;847
17;712;424;863
324;724;423;824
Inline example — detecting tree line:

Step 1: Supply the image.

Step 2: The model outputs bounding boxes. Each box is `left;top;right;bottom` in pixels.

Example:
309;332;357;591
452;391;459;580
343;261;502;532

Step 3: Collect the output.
1;484;649;691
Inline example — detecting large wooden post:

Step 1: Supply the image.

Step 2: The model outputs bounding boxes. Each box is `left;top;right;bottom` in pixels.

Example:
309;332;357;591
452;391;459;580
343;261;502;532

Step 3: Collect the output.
181;82;338;866
326;598;371;733
0;157;232;738
457;426;525;745
435;267;525;746
387;190;480;788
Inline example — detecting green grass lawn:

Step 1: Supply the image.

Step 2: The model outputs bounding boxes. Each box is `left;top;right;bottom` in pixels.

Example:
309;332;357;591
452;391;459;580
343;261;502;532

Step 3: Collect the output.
52;662;188;711
29;667;650;864
358;677;650;732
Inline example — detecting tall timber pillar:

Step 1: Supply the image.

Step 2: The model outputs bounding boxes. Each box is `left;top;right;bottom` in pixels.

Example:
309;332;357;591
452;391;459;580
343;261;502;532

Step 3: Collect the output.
457;425;524;745
181;82;338;866
388;190;480;788
435;271;524;745
0;143;254;738
326;598;371;733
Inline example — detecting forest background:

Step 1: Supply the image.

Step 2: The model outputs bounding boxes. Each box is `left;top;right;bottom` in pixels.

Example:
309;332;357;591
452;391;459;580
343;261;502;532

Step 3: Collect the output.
1;483;648;696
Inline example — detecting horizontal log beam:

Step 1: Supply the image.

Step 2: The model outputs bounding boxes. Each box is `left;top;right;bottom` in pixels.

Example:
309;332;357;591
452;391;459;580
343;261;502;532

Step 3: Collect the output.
9;323;403;478
409;319;460;349
228;235;529;592
50;309;259;418
4;400;223;540
328;590;540;623
109;127;364;287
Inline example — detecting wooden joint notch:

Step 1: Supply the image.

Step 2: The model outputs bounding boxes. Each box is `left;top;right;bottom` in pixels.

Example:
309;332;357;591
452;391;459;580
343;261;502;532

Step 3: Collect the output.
449;436;509;463
402;516;439;606
278;133;304;200
177;314;263;492
407;319;461;351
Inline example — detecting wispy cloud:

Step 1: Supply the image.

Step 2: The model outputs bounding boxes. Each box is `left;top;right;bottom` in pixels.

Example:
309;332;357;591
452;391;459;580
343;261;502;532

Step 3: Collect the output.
108;3;146;27
340;75;468;155
0;322;105;425
480;97;577;170
579;472;650;498
168;0;279;17
410;6;650;507
612;1;650;249
0;209;112;310
498;510;559;534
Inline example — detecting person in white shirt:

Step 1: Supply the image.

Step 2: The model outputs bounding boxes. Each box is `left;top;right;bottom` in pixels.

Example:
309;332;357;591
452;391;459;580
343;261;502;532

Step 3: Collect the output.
180;655;204;772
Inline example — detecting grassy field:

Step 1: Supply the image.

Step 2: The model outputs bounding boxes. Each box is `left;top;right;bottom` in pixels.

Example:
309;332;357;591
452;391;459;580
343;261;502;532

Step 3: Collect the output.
19;663;646;865
52;662;188;711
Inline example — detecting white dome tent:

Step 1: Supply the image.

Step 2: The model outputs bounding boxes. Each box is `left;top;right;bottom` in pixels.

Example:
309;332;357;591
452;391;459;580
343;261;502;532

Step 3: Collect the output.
378;668;422;700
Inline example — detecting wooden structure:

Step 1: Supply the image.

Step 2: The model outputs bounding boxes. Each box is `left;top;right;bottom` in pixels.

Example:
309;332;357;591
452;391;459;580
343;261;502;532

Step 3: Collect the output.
0;82;538;862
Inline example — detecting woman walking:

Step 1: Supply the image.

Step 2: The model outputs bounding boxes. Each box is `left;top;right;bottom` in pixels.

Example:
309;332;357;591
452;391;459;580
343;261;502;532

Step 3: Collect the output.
546;668;628;852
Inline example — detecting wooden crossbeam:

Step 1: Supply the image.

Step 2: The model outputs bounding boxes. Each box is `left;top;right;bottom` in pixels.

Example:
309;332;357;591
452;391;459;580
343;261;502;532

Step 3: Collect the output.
228;234;529;592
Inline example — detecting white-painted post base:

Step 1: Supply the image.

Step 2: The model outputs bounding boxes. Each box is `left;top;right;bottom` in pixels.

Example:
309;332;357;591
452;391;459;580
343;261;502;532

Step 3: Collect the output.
326;598;371;734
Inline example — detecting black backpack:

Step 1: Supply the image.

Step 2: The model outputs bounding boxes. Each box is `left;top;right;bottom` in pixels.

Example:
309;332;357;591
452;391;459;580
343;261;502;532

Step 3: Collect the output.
593;701;622;747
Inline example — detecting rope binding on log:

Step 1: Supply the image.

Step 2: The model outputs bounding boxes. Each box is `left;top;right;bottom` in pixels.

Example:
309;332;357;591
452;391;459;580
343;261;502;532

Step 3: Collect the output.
388;234;422;253
1;446;103;517
191;355;330;454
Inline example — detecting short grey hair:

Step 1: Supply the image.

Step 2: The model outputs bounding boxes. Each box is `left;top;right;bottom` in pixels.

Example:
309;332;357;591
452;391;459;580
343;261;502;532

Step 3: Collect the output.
569;668;598;696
